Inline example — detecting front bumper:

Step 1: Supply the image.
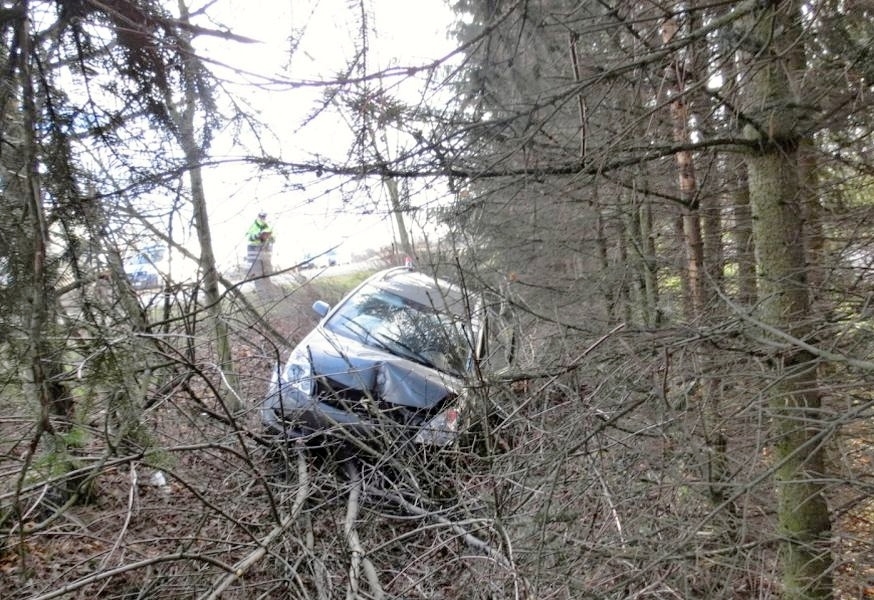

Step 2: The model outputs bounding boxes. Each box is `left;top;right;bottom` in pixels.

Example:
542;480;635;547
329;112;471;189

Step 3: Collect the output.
260;384;462;447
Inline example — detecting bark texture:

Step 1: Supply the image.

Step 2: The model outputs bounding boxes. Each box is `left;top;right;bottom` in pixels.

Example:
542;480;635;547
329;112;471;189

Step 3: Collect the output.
743;3;833;597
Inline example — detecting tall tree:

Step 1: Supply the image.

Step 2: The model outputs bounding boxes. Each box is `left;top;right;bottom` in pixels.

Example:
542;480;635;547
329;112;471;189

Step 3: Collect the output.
741;2;832;596
166;0;240;413
661;14;705;319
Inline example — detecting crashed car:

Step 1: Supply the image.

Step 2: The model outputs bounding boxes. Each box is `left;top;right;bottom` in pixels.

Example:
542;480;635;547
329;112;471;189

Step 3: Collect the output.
261;266;488;449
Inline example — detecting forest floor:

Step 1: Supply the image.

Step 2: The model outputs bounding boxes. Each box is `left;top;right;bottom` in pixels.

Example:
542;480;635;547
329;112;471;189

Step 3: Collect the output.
833;418;874;599
2;279;874;598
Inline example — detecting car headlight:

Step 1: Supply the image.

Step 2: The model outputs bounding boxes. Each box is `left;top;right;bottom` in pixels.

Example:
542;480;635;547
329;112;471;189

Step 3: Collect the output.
413;395;465;446
284;347;314;397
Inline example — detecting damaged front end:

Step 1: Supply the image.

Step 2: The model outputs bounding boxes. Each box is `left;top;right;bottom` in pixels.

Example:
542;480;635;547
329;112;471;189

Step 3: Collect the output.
260;266;486;453
261;338;465;447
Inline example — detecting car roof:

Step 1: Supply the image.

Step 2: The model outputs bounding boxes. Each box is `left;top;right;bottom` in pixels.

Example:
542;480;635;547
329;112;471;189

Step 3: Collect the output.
366;267;468;317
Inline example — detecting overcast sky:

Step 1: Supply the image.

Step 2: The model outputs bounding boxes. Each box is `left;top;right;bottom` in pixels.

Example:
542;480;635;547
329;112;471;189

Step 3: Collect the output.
191;0;458;269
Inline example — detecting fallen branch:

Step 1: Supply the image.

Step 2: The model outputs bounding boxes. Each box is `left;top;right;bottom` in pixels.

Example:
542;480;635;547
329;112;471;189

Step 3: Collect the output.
99;463;138;570
344;463;384;600
30;552;236;600
364;482;531;599
200;444;311;600
305;512;331;600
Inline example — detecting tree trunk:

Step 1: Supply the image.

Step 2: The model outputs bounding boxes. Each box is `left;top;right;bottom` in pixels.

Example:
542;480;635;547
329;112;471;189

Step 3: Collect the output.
799;139;825;298
171;1;241;414
731;158;757;305
662;16;704;320
616;210;633;325
17;12;57;436
640;197;660;326
742;3;832;597
748;148;832;600
717;21;757;307
384;176;413;258
623;187;658;327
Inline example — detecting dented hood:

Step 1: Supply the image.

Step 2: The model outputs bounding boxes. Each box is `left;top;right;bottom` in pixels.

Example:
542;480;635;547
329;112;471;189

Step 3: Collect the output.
301;328;458;409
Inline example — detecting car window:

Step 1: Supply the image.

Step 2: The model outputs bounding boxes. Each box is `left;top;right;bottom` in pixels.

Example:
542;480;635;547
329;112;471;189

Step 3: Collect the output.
325;284;473;375
127;247;165;268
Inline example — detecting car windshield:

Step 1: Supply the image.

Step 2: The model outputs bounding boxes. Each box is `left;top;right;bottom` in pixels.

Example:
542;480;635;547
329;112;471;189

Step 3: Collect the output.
325;283;473;376
126;247;165;268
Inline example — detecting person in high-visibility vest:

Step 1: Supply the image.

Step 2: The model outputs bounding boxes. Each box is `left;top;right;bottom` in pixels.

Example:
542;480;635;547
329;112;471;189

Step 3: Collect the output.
246;212;274;278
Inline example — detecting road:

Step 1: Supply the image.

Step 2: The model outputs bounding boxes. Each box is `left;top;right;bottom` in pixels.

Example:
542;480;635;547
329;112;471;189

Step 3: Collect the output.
232;259;381;295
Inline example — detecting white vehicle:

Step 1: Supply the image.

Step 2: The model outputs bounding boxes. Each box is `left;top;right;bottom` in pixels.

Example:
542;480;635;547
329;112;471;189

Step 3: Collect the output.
123;245;198;290
261;266;498;448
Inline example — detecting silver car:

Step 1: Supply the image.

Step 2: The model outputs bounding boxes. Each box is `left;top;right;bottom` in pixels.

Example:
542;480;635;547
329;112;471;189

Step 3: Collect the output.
261;266;489;448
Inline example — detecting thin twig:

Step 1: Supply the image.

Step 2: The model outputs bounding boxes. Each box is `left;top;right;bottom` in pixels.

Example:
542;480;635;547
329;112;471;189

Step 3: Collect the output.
100;463;138;570
200;445;311;600
306;511;331;600
344;463;384;600
495;323;625;434
29;552;236;600
717;285;874;371
364;482;530;597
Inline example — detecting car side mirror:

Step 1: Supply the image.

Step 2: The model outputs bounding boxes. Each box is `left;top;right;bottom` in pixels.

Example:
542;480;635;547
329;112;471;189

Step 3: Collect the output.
312;300;331;318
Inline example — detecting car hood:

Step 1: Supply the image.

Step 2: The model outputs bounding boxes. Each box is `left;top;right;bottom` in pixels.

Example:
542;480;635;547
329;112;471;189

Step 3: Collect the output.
298;328;459;410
